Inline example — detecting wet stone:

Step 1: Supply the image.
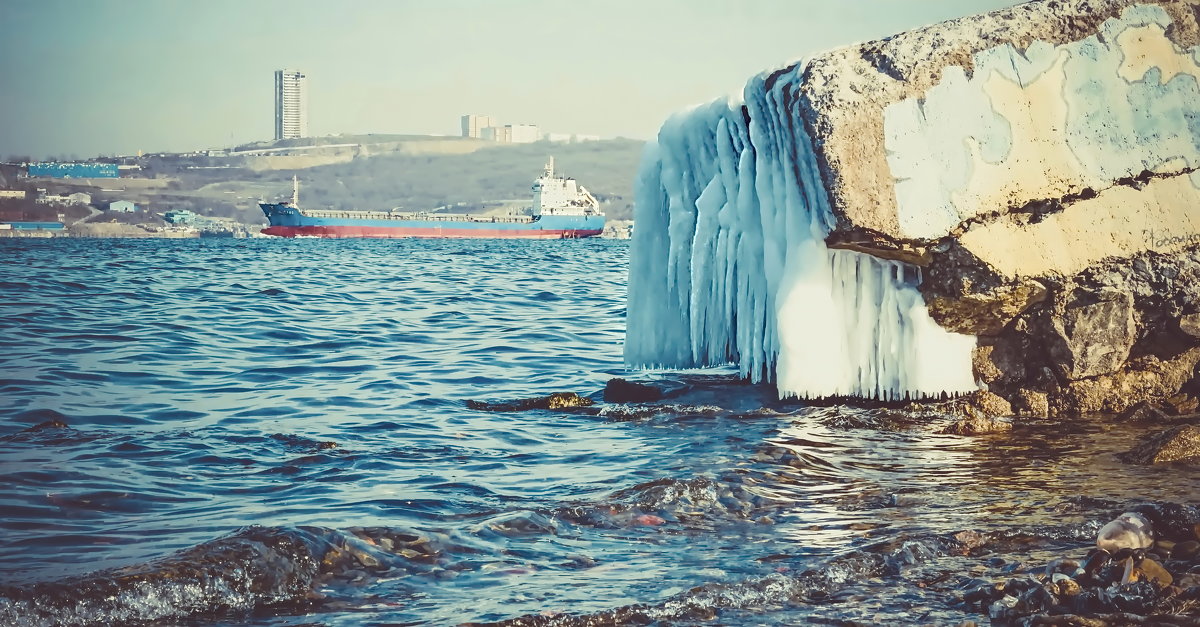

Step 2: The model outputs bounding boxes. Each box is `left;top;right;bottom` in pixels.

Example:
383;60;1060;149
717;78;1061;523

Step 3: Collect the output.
1119;424;1200;465
1173;540;1200;560
1133;557;1174;587
1043;558;1079;577
465;392;593;412
1052;574;1082;597
1114;400;1170;424
988;594;1018;619
937;410;1012;435
603;378;664;403
27;419;69;431
1096;512;1154;552
963;502;1200;624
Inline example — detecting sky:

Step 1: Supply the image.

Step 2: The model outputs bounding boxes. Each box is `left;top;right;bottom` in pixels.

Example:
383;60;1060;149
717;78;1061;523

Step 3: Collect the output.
0;0;1021;159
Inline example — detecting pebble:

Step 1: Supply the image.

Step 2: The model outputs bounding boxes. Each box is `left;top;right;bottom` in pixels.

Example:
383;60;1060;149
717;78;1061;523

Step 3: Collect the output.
1133;557;1174;587
29;420;69;431
633;514;666;526
1052;574;1082;597
352;550;381;569
1043;558;1079;577
1172;540;1200;559
1097;512;1155;552
988;594;1018;619
963;503;1200;624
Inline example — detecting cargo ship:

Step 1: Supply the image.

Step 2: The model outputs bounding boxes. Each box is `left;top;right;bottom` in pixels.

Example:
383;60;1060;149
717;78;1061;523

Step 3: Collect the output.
259;158;604;239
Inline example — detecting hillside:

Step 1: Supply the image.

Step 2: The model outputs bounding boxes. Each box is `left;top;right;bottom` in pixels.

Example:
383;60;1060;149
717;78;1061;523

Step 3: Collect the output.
21;138;647;226
294;139;644;218
172;138;645;222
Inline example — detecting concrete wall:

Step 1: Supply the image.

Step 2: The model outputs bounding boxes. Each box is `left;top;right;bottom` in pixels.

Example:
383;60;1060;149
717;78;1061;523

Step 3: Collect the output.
801;0;1200;279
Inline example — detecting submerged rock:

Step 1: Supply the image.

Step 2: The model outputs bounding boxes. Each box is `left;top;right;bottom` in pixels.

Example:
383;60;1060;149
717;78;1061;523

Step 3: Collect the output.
1119;424;1200;465
1115;401;1172;424
603;378;664;403
465;392;593;412
937;408;1013;436
964;502;1200;624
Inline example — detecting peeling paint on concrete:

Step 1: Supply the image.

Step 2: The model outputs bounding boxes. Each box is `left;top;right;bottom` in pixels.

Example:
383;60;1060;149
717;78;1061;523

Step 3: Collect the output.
884;4;1200;241
958;172;1200;277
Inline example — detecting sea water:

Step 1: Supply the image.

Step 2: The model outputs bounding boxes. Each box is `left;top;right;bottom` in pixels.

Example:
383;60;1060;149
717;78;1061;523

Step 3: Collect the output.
0;238;1192;625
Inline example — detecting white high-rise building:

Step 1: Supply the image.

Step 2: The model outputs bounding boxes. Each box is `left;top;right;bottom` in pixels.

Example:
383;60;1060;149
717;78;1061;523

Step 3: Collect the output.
461;114;495;139
274;69;308;140
508;124;540;144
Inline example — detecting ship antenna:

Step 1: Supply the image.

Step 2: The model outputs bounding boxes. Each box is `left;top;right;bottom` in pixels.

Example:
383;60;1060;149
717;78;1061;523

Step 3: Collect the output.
546;156;554;177
292;175;299;206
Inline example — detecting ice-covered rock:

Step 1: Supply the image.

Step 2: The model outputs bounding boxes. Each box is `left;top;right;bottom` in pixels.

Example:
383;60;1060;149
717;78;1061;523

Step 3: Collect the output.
626;0;1200;413
624;68;977;401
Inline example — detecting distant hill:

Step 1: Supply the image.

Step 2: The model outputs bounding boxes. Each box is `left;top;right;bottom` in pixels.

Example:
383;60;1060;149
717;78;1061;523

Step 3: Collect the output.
231;133;466;152
28;138;647;225
284;139;645;220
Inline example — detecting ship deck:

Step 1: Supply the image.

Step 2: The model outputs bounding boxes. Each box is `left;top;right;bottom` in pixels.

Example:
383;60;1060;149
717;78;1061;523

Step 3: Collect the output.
300;209;537;224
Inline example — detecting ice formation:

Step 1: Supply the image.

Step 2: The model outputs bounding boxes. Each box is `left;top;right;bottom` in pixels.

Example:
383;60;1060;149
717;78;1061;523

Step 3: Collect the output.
624;64;978;400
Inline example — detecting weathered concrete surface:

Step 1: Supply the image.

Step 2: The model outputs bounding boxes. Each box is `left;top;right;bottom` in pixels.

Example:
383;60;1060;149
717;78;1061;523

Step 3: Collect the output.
628;0;1200;415
801;0;1200;416
956;172;1200;278
803;0;1200;250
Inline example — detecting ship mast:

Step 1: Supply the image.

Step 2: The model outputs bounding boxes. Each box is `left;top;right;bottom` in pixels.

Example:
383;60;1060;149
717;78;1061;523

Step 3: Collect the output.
292;175;299;206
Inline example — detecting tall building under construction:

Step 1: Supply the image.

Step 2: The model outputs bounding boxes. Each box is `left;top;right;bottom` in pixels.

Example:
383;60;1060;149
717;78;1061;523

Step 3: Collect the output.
274;69;308;140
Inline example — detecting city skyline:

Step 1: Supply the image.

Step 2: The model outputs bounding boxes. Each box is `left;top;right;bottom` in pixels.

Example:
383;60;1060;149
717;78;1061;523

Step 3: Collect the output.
0;0;1021;159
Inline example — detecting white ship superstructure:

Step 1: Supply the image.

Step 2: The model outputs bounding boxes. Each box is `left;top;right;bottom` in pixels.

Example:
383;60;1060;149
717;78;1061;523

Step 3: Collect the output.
532;157;602;217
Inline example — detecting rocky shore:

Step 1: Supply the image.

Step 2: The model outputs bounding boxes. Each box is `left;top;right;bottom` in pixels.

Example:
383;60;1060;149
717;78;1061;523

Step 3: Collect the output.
927;241;1200;420
963;505;1200;626
468;379;1200;625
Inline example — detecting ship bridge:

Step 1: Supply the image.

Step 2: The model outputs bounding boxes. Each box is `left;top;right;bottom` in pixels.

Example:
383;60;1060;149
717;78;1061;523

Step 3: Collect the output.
531;157;601;217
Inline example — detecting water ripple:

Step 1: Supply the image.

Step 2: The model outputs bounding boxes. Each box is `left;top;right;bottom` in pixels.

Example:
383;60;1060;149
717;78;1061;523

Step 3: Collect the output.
1;238;1194;626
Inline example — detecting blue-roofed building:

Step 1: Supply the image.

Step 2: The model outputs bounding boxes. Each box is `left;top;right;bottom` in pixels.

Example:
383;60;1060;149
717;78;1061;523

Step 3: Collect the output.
163;209;198;225
28;163;118;179
1;222;65;230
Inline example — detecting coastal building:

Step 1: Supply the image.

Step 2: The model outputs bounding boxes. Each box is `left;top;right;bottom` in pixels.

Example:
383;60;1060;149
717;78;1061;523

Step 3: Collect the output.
36;194;71;205
67;192;91;205
508;124;540;144
460;114;496;139
0;221;64;231
482;123;541;144
27;162;118;179
0;190;26;199
162;209;198;225
546;133;601;143
108;200;137;213
274;69;308;140
481;125;510;143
